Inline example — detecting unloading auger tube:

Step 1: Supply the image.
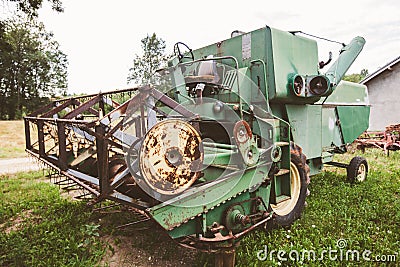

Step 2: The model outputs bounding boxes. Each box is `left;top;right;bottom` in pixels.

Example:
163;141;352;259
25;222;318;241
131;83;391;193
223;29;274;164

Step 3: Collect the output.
24;25;369;267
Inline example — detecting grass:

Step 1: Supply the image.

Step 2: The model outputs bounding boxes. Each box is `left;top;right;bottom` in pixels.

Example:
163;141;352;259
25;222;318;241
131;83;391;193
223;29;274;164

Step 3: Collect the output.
236;148;400;266
0;171;105;266
0;148;399;266
0;171;199;267
0;120;26;158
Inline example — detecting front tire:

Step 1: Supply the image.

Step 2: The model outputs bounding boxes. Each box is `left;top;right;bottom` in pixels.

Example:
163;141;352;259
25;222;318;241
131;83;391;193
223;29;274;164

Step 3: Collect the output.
270;145;309;227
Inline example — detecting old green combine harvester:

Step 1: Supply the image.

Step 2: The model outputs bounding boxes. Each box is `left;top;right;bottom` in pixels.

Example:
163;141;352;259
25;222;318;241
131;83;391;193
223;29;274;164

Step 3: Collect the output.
24;26;369;265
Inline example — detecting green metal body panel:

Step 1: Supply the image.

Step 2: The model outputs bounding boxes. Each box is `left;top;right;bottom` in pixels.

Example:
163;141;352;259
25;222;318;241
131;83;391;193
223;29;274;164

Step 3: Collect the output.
192;27;320;104
147;164;270;232
286;105;322;159
167;185;271;238
267;29;319;103
321;107;342;150
319;81;370;150
336;106;370;144
192;28;267;68
321;80;369;105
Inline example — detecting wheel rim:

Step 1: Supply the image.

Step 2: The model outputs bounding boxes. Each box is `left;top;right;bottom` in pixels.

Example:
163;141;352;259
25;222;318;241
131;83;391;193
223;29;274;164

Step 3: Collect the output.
356;163;367;182
271;162;301;216
139;119;203;195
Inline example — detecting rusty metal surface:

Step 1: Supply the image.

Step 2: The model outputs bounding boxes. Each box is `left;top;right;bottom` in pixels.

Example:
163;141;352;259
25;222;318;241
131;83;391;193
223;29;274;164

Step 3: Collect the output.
41;99;74;118
290;142;311;185
233;120;252;144
355;124;400;153
26;149;100;197
25;87;142;201
24;84;210;212
63;95;101;119
139;119;203;195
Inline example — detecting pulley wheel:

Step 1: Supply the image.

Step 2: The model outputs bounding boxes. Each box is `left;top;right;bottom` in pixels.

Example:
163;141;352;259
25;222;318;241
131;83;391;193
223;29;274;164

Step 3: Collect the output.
233;120;252;144
139;119;203;195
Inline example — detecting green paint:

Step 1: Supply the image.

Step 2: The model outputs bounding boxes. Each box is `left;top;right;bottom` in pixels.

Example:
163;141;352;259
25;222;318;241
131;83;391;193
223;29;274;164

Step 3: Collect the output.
337;106;370;144
148;164;270;231
286;105;322;159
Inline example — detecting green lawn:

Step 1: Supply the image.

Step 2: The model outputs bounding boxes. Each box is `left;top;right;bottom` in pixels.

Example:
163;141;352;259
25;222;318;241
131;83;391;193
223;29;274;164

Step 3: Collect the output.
1;148;399;266
0;171;105;266
236;148;400;266
0;171;198;267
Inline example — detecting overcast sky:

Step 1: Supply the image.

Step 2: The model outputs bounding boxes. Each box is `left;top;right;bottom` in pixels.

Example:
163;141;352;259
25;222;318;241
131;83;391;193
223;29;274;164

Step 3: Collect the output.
4;0;400;94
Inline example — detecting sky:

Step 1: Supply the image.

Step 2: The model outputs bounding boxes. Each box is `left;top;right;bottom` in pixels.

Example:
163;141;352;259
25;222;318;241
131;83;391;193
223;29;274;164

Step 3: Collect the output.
3;0;400;94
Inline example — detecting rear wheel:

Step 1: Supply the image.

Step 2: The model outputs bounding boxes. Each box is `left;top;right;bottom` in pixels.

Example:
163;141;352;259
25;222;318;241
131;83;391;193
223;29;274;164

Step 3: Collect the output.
270;145;309;227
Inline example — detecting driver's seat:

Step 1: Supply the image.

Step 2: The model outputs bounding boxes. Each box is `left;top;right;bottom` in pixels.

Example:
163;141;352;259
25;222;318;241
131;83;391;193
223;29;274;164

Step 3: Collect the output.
184;55;220;84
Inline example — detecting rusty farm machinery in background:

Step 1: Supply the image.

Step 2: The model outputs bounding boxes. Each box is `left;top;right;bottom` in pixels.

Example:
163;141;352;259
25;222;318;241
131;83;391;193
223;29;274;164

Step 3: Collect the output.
355;124;400;154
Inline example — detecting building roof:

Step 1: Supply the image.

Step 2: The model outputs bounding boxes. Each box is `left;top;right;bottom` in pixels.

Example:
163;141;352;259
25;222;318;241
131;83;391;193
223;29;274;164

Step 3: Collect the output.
361;55;400;84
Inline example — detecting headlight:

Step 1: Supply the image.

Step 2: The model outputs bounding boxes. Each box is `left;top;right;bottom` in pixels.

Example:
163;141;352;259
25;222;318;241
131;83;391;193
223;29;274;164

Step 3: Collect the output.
289;74;305;96
293;75;304;96
308;75;329;96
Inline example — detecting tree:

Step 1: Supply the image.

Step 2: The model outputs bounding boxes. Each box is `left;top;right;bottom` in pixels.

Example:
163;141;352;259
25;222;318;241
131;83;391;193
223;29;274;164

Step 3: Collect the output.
1;0;63;16
0;0;63;60
343;69;369;83
0;16;68;119
127;33;169;85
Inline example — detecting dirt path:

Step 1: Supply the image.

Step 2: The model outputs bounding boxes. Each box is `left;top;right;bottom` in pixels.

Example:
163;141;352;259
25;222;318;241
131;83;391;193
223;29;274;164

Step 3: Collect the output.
0;157;40;175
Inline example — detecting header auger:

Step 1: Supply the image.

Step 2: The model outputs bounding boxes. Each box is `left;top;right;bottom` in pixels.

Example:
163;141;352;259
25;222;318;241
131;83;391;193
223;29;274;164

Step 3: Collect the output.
25;25;369;266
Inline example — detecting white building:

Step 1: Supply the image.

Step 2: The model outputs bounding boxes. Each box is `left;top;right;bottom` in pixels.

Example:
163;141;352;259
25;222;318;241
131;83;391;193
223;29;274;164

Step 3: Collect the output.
361;56;400;131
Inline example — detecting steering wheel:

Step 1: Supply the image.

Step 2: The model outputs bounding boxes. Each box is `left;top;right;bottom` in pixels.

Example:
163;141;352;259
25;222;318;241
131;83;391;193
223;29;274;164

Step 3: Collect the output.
173;42;194;62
